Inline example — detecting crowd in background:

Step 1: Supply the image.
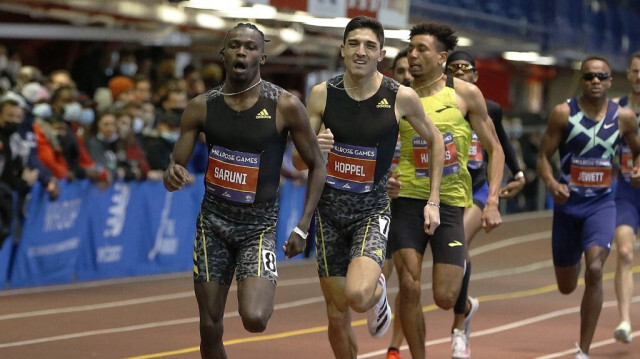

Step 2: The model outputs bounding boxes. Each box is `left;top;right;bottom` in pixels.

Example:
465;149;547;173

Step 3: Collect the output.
0;43;545;245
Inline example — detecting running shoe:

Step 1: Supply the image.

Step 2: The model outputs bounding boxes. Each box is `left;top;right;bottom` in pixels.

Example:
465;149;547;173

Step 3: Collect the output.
613;321;632;343
452;328;470;359
574;343;589;359
367;274;391;338
463;297;479;339
386;348;402;359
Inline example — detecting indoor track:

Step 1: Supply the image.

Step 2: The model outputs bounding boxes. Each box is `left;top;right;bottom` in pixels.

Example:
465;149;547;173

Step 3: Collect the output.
0;211;638;359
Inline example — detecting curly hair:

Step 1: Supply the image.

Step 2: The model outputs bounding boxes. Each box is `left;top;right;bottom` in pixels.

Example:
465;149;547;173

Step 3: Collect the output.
409;22;458;52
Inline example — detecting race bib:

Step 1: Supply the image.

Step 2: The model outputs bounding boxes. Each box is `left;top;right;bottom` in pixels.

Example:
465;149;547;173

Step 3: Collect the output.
569;157;612;195
620;145;633;182
412;132;460;178
467;131;483;170
205;145;260;204
326;142;377;193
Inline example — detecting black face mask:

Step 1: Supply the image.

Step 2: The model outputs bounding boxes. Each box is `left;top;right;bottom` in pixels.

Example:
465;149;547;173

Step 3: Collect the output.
0;122;19;135
170;108;184;117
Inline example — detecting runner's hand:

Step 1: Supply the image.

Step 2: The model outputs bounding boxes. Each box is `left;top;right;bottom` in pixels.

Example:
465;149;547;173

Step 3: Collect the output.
317;128;334;154
481;204;502;233
387;172;402;199
164;163;191;191
500;177;525;199
283;232;306;259
630;167;640;188
549;181;570;204
423;203;440;235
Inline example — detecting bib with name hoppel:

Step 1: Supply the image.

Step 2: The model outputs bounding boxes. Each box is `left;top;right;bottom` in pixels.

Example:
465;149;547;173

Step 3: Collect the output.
206;145;260;204
326;142;377;193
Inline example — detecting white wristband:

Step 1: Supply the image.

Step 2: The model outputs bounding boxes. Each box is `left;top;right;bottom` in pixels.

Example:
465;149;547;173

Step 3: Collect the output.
293;226;308;240
514;171;524;180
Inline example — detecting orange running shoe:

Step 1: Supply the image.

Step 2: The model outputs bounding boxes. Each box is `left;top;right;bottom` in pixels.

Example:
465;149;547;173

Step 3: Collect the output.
387;348;402;359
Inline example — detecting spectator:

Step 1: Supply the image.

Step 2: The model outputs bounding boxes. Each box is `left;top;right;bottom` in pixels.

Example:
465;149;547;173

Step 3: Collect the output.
182;64;205;99
48;69;76;92
0;98;39;243
133;74;152;102
108;76;136;107
142;111;181;171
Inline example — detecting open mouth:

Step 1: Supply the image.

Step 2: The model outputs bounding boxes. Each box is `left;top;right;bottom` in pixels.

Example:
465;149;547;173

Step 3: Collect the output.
233;61;247;71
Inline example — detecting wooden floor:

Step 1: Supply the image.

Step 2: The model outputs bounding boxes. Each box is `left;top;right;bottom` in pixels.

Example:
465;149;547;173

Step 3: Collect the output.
0;211;638;359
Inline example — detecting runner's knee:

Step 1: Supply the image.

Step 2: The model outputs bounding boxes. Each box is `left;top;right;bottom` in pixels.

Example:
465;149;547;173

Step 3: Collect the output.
240;308;272;333
433;287;458;310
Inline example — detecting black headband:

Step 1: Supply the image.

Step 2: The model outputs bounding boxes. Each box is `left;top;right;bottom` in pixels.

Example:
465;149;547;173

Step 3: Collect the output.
446;51;476;67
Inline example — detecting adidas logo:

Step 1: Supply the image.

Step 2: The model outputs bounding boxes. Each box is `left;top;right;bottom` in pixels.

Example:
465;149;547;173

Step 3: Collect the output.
376;98;391;108
256;109;271;119
373;249;383;259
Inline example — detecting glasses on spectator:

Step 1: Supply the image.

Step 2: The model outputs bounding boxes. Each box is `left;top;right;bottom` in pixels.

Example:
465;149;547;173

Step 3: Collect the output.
446;63;475;73
581;72;610;81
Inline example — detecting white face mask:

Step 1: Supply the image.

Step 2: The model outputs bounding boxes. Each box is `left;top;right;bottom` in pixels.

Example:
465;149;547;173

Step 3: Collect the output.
32;103;52;118
120;63;137;77
132;117;145;134
78;109;95;126
160;131;180;143
63;102;83;122
97;132;119;143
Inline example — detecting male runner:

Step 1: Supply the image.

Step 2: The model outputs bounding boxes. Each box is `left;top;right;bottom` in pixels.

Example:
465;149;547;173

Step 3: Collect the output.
295;16;444;359
163;23;326;359
611;51;640;344
537;55;640;359
390;22;504;359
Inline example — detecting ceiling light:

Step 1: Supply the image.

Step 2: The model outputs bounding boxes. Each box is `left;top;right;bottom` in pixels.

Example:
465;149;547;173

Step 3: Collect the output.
184;0;244;10
195;13;225;29
157;5;186;24
384;46;400;59
219;4;277;19
385;29;409;41
457;36;473;47
280;27;303;44
502;51;540;62
304;17;351;28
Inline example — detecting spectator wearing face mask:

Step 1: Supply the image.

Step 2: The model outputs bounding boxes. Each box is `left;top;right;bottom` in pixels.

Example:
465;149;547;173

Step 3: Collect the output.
142;111;183;171
0;98;40;243
114;51;138;78
86;110;154;181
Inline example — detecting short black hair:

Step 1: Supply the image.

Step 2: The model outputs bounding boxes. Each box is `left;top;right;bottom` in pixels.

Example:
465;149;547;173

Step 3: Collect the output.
581;55;611;72
391;49;408;71
409;22;458;52
220;22;269;55
343;16;385;48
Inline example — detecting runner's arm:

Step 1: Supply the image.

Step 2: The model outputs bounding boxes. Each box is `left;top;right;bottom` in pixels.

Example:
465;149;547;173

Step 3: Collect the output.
292;84;328;170
618;107;640;187
537;103;570;203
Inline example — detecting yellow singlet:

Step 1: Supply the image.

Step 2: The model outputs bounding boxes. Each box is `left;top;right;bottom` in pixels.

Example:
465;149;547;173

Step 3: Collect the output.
395;83;472;207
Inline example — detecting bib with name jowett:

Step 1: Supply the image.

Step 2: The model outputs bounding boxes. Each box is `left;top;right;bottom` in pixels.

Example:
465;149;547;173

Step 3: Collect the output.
412;132;460;178
205;145;260;203
326;142;377;193
569;156;612;196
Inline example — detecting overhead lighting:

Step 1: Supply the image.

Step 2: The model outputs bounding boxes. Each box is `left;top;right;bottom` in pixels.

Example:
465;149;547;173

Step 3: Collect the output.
195;13;226;29
385;29;409;41
219;4;277;19
457;36;473;47
184;0;244;10
117;1;148;18
157;5;186;24
280;27;303;44
304;17;351;28
502;51;539;62
384;46;400;59
503;51;556;65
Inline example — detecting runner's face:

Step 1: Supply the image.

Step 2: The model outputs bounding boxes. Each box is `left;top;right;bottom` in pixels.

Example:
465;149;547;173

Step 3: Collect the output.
627;57;640;94
445;60;477;84
392;57;413;84
341;28;385;78
581;59;611;100
222;27;266;82
407;34;446;79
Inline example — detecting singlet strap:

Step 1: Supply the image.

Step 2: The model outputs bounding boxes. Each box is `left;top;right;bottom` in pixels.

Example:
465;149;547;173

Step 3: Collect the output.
446;74;454;89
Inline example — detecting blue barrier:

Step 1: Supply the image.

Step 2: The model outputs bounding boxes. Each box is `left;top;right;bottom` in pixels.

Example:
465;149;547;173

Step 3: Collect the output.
3;174;307;289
